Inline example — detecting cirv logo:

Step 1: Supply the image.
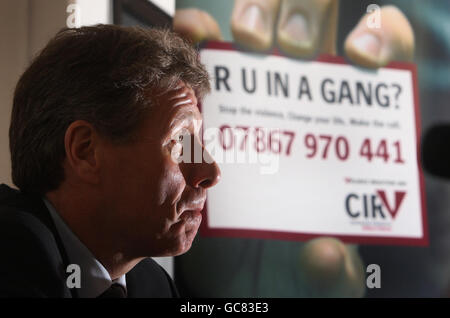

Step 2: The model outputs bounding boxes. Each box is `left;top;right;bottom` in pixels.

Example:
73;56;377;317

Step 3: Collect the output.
345;190;406;219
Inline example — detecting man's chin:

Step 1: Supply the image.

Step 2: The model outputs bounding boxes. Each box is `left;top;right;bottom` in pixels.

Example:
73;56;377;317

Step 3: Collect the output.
173;225;201;256
157;222;201;256
160;236;196;257
172;242;194;256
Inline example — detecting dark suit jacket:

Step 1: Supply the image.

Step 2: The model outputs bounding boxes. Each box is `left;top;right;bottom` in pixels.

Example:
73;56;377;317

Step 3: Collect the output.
0;184;178;298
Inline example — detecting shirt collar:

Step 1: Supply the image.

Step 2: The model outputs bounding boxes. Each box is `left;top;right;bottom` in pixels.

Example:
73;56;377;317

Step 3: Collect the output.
43;198;126;298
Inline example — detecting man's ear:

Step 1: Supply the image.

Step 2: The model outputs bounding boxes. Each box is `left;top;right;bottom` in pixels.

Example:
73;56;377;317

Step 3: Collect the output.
64;120;101;184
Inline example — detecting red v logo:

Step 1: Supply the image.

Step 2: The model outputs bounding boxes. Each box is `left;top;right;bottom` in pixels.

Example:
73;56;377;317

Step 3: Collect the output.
376;190;406;219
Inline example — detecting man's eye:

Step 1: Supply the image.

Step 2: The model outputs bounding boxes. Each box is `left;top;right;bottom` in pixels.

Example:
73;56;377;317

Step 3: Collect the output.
172;133;184;145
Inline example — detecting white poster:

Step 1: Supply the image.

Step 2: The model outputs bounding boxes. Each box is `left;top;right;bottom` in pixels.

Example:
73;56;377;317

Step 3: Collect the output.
199;42;427;246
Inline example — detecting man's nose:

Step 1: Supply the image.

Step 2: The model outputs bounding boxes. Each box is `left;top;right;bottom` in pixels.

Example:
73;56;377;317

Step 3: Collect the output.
180;138;221;189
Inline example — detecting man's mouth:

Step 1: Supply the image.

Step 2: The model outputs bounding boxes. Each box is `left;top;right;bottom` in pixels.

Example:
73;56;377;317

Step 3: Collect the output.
176;195;206;224
180;208;203;220
178;197;205;217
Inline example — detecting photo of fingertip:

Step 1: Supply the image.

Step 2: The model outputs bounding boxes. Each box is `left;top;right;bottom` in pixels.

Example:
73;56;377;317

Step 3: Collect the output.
231;1;276;51
351;33;382;60
281;12;310;43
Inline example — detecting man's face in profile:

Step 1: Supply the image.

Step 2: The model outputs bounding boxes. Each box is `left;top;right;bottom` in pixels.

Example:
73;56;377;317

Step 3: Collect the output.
98;83;220;258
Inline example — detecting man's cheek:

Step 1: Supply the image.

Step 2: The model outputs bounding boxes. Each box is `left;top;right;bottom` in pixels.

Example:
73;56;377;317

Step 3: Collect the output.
158;162;186;205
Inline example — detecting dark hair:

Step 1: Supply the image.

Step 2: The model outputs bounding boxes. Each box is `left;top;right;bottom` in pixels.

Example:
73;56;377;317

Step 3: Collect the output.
9;25;210;195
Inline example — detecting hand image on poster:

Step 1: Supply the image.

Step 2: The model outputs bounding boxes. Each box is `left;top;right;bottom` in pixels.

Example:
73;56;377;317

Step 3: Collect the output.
172;0;449;298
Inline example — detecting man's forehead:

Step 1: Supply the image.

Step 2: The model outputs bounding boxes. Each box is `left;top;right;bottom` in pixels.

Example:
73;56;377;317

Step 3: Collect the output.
169;105;203;128
150;84;203;127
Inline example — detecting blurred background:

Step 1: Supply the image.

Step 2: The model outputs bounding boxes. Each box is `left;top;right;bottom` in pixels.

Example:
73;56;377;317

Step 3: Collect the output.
0;0;449;297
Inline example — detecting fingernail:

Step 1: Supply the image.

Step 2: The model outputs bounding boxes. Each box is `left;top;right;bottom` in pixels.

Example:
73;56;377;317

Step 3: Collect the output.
240;5;267;33
351;33;381;59
281;12;310;42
